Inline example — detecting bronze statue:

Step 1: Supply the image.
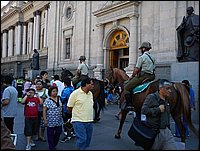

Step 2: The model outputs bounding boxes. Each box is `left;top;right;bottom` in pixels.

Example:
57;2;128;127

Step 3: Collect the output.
30;49;39;70
176;6;199;62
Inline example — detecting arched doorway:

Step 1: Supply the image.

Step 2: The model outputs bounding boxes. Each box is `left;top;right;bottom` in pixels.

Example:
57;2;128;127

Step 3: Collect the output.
109;30;129;69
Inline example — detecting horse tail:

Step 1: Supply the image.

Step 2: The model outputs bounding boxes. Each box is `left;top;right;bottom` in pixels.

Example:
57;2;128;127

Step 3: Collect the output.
174;83;199;139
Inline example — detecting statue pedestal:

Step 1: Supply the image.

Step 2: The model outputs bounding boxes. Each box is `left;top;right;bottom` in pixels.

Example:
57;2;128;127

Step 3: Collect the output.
93;64;104;80
124;64;135;76
28;70;40;80
171;62;199;123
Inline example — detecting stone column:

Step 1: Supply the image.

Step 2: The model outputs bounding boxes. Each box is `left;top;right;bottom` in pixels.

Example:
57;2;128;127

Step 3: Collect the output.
2;29;8;58
28;18;34;53
8;26;14;57
103;48;107;69
44;4;49;48
35;10;41;50
124;14;139;76
16;21;22;55
14;26;18;56
93;24;104;80
33;12;37;50
22;22;28;55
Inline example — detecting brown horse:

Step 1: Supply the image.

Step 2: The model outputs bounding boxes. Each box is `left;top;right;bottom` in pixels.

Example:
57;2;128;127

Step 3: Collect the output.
107;68;199;143
61;68;106;122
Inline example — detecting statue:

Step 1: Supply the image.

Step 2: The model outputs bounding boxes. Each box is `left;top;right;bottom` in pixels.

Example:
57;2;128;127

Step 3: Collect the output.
176;6;199;62
30;49;39;70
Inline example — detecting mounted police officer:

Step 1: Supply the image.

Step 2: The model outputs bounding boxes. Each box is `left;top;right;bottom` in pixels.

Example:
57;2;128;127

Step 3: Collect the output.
124;42;156;110
72;56;89;88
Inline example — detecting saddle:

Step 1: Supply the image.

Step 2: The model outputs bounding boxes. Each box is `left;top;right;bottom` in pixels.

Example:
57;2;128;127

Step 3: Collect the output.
124;78;154;94
132;80;154;94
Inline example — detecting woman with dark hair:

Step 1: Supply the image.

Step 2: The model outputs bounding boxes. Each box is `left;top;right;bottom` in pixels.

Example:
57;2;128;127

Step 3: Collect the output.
43;86;63;150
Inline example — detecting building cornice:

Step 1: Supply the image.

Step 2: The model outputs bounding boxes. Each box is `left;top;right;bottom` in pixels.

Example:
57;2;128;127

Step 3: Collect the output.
1;7;20;23
93;1;139;17
21;2;34;13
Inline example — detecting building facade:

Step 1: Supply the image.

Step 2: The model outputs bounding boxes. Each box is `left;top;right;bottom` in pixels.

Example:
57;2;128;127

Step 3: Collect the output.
1;1;199;103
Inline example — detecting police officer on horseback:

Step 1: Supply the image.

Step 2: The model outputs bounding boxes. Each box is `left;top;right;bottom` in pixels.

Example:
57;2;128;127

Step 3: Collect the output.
72;56;89;88
124;42;156;110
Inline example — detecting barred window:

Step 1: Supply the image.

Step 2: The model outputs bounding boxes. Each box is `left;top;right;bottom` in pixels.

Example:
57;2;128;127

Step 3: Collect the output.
65;38;70;59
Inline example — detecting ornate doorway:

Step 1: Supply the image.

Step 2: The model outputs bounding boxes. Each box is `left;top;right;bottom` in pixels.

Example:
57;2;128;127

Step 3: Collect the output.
109;30;129;69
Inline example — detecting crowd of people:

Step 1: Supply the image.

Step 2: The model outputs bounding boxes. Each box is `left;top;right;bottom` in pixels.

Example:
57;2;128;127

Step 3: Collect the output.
1;71;77;150
1;54;197;150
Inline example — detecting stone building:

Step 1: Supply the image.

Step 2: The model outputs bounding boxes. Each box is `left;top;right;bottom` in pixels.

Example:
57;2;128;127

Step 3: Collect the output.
1;1;199;102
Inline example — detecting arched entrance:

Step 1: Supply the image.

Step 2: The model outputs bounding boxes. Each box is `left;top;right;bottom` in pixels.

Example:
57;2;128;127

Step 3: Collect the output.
109;30;129;69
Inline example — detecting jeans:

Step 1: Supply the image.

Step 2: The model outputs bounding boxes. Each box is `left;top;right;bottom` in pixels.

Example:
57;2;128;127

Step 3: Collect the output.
72;121;93;150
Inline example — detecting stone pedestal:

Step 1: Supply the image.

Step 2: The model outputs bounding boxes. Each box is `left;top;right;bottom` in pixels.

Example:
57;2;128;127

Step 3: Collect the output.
124;64;135;77
171;62;199;123
171;62;199;90
93;64;104;80
28;70;40;80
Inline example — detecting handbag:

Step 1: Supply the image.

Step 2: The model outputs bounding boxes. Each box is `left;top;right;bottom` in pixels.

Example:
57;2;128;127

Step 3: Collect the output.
128;116;159;149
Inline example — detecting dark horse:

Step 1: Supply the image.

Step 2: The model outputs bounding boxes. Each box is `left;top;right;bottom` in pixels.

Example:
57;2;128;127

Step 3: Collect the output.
61;68;105;122
107;68;199;143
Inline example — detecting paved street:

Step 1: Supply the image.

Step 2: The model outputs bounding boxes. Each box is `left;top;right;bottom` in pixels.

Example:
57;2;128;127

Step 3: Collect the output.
14;102;199;150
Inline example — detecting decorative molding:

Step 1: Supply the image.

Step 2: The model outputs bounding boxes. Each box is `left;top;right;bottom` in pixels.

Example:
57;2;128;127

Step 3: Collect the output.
93;1;139;25
21;2;34;13
29;18;34;23
16;21;23;26
23;22;28;26
1;7;20;22
2;29;8;33
44;3;50;10
93;1;138;17
8;26;15;30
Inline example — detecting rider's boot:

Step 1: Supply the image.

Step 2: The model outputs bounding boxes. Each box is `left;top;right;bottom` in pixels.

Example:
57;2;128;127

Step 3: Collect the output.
125;94;134;111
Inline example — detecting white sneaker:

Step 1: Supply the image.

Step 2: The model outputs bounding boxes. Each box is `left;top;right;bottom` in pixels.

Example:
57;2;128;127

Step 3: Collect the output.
26;145;31;150
30;142;36;147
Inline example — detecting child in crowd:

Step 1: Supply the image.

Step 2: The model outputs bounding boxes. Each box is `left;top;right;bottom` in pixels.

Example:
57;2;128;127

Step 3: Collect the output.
21;88;43;150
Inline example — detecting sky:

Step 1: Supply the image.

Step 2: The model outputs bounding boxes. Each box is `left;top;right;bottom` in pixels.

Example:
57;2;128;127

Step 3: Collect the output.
1;1;9;8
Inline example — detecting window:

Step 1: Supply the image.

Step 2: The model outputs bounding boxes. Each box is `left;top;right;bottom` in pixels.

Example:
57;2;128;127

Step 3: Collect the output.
110;31;129;50
65;38;70;59
41;28;44;48
66;7;72;19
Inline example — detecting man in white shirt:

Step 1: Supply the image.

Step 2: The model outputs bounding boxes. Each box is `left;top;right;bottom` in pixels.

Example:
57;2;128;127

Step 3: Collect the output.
72;56;89;88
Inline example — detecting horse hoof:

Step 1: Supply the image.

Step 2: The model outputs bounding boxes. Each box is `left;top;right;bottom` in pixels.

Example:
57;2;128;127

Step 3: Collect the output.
115;134;121;139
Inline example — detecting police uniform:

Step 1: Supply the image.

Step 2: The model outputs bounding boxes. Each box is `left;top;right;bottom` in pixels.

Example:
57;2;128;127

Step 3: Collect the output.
124;51;155;95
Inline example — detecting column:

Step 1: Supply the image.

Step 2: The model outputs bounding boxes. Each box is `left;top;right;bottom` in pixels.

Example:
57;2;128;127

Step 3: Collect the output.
93;24;104;80
33;12;37;50
16;21;22;55
2;29;8;58
14;26;18;56
8;26;14;56
22;22;28;55
124;14;139;75
97;24;104;67
35;10;41;50
44;4;49;48
28;18;34;53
